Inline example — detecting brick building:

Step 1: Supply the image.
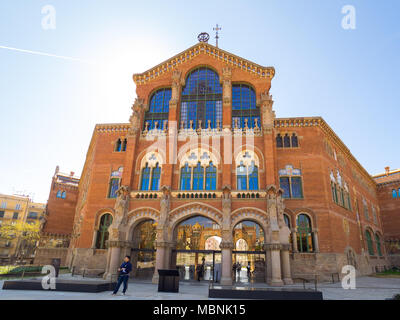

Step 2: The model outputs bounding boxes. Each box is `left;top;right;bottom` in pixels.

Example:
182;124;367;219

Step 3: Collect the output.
34;167;79;265
374;167;400;267
66;40;392;284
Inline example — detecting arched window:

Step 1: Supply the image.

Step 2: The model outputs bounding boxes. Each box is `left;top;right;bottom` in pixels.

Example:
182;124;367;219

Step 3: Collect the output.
283;134;291;148
279;165;303;199
96;213;113;249
330;170;351;210
291;133;299;147
283;214;291;228
393;189;398;199
363;198;369;220
108;167;123;198
115;139;122;152
180;163;192;190
121;139;127;152
192;162;204;190
296;214;314;253
365;230;374;256
276;134;283;148
237;163;247;191
56;191;62;198
205;162;217;191
61;191;66;199
180;68;222;130
150;163;161;191
232;84;259;129
140;164;151;191
144;88;171;131
375;234;383;256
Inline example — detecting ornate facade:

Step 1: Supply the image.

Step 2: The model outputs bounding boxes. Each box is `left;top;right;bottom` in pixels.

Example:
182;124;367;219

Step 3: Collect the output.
66;41;391;285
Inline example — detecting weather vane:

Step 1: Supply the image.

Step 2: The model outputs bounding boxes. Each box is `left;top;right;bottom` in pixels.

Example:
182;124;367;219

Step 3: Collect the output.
213;24;222;48
198;32;210;43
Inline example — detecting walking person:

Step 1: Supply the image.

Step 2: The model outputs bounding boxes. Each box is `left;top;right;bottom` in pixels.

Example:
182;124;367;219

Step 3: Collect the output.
112;256;132;296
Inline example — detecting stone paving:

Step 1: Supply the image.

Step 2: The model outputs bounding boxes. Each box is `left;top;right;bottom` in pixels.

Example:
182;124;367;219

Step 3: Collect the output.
0;274;399;300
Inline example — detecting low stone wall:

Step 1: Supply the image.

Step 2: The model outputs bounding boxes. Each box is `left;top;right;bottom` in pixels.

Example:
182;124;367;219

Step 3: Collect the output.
34;248;69;266
388;254;400;268
68;248;108;277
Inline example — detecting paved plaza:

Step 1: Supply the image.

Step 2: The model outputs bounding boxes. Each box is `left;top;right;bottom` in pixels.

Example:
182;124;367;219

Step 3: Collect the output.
0;274;399;300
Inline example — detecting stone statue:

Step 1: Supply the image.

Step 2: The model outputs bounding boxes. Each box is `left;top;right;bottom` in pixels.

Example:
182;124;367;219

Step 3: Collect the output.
259;91;275;134
221;67;232;104
113;185;130;227
129;98;145;135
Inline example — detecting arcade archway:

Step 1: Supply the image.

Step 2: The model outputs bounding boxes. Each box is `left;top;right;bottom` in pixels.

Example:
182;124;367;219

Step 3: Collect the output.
233;220;266;283
173;215;222;282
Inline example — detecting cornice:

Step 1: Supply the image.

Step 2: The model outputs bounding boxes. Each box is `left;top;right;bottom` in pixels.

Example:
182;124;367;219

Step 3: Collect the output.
95;123;131;133
274;117;377;188
132;42;275;85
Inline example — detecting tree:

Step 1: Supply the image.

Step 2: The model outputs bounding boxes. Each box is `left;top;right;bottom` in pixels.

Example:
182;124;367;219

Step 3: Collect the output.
0;220;41;264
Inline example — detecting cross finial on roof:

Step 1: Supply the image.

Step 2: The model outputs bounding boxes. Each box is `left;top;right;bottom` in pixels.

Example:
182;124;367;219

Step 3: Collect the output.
213;24;222;48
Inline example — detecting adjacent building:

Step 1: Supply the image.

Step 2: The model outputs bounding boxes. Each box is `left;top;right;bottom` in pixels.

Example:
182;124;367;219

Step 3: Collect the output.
34;167;79;266
0;194;46;264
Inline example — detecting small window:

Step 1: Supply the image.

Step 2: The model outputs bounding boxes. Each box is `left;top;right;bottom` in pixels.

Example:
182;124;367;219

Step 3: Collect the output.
291;133;298;147
56;191;62;198
365;230;374;256
115;139;122;152
12;212;18;220
276;134;283;148
283;134;291;148
27;212;38;219
0;211;5;218
15;204;21;210
393;189;398;199
61;191;66;199
1;202;7;209
121;139;127;152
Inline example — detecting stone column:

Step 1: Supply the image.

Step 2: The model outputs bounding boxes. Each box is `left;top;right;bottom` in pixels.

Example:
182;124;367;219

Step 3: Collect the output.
265;243;283;286
91;230;98;249
291;228;298;252
220;241;234;285
313;228;320;253
104;241;122;281
280;244;293;284
152;241;168;284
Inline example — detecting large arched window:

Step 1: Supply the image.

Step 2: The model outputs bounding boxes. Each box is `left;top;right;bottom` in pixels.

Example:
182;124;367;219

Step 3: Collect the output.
140;162;161;191
296;214;314;253
375;233;383;256
205;162;217;191
96;213;113;249
365;230;374;256
279;165;303;199
232;84;259;129
393;189;398;199
180;68;222;130
143;88;171;131
237;162;247;191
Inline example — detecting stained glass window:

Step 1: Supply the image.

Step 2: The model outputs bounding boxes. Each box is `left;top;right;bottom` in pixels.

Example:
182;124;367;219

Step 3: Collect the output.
150;164;161;191
232;84;259;129
108;178;120;198
96;213;113;249
297;214;314;253
144;88;171;130
180;164;192;191
192;162;204;190
140;164;151;191
280;177;291;198
279;167;303;199
291;177;303;198
205;162;217;191
56;191;62;198
180;68;222;129
61;191;67;199
393;189;398;198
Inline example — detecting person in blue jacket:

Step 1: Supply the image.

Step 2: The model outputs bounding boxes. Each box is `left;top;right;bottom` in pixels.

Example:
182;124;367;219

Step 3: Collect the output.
112;256;133;296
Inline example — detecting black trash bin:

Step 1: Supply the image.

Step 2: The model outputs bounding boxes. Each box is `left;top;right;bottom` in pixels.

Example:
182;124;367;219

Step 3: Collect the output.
51;258;61;278
158;269;179;293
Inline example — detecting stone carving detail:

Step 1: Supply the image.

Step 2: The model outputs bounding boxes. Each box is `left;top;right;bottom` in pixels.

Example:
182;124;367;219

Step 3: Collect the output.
171;70;184;105
110;185;130;240
259;91;275;134
221;67;232;104
129;98;145;135
159;186;171;227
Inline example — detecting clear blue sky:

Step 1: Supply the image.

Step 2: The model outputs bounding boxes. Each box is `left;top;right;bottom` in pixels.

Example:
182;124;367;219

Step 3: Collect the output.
0;0;399;202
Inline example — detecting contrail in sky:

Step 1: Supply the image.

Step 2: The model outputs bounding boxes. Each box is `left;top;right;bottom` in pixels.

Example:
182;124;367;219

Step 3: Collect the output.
0;45;94;64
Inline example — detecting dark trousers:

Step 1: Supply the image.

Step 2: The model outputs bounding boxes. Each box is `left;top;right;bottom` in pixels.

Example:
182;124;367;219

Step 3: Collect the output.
113;274;129;294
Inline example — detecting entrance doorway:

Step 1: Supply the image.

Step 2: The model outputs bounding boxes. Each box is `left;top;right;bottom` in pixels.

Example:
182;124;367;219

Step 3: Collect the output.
131;220;157;280
232;220;266;283
174;216;222;282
